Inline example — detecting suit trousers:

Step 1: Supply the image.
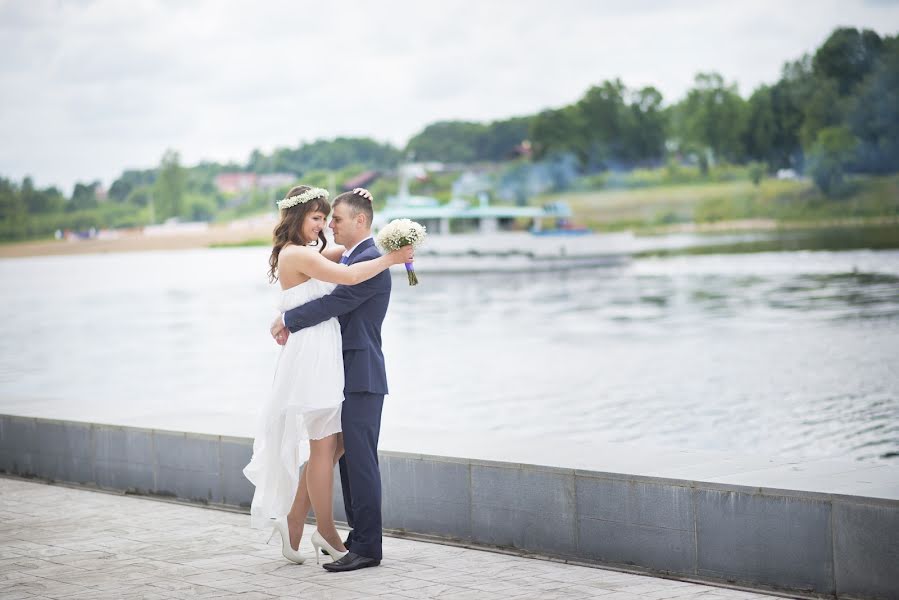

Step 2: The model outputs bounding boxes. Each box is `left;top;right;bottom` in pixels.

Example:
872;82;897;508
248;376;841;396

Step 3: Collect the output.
338;391;384;560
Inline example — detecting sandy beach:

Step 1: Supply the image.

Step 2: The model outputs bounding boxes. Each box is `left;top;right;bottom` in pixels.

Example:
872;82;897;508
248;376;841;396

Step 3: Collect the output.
0;219;277;259
3;216;896;260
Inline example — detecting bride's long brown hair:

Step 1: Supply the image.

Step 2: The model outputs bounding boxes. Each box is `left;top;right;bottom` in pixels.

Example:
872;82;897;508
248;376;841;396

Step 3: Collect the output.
268;185;331;283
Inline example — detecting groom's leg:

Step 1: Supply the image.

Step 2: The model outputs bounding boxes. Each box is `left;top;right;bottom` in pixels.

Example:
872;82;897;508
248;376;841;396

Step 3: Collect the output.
341;391;384;561
338;455;354;543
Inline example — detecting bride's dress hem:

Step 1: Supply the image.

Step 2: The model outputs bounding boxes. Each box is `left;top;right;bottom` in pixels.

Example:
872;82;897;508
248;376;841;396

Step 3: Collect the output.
243;278;344;529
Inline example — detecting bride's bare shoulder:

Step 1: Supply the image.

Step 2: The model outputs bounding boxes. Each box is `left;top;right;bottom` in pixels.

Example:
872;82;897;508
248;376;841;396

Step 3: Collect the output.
278;244;318;264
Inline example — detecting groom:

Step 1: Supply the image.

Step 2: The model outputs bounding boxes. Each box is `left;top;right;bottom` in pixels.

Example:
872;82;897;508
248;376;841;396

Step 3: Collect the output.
270;188;391;572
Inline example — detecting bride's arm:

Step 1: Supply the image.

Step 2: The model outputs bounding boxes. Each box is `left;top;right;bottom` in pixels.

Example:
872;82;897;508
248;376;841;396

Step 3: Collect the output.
322;244;345;263
282;246;413;286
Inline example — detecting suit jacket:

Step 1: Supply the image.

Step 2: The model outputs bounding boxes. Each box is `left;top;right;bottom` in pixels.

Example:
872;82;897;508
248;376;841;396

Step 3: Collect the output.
283;238;391;394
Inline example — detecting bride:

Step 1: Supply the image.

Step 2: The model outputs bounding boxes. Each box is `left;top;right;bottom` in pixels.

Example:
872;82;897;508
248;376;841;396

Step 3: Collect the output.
243;185;412;564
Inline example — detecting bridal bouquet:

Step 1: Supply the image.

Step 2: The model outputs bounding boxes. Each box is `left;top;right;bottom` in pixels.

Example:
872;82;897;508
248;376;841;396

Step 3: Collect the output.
376;219;427;286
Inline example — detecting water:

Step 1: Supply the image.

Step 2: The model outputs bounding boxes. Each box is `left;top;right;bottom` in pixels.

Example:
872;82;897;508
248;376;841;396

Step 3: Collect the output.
1;242;898;464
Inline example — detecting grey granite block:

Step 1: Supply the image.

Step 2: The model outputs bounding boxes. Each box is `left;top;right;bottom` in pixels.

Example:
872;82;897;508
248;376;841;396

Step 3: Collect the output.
0;416;37;468
156;465;221;503
221;439;254;507
94;459;155;492
94;426;154;465
153;431;218;472
92;426;155;491
696;488;833;593
30;449;94;484
153;432;221;503
576;476;694;530
575;475;695;572
382;455;471;540
36;420;93;461
0;416;37;474
834;500;899;600
471;464;576;556
577;515;695;573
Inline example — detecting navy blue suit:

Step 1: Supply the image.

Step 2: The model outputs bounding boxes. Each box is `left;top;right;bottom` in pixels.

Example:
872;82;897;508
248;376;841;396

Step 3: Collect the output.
283;237;390;560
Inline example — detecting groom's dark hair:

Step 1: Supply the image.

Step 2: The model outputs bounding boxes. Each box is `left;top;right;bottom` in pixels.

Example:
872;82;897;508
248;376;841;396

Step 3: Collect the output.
333;190;373;227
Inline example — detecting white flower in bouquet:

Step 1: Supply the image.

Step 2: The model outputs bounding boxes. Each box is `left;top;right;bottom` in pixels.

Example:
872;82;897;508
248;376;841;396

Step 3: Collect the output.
376;219;427;285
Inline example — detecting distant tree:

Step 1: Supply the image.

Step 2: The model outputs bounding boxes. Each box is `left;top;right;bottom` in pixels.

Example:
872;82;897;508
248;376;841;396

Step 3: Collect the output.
479;116;532;160
626;86;667;163
125;186;153;207
20;177;64;214
531;80;666;170
154;150;186;220
406;122;487;163
748;161;766;186
848;35;899;173
69;181;100;211
743;86;777;165
253;137;399;174
807;126;857;195
799;78;843;148
813;28;884;96
0;177;27;238
530;106;586;164
108;168;157;202
576;80;630;167
247;149;272;173
185;195;217;221
108;179;133;203
675;72;748;163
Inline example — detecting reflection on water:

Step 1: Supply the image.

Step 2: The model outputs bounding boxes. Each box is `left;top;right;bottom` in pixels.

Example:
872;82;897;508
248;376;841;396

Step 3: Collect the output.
637;224;899;257
1;243;897;463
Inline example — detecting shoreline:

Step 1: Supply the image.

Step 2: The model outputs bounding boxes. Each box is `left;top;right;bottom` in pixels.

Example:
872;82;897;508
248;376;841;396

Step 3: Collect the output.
0;221;276;259
1;216;897;260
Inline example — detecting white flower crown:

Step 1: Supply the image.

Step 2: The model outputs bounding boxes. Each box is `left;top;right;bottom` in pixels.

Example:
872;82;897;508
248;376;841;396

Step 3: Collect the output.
277;187;329;210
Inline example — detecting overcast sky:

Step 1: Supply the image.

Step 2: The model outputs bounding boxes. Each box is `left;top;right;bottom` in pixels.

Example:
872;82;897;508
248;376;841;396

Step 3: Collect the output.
1;0;898;193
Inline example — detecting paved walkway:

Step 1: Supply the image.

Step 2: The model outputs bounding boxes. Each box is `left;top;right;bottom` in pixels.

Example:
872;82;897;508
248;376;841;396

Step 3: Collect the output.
1;477;779;600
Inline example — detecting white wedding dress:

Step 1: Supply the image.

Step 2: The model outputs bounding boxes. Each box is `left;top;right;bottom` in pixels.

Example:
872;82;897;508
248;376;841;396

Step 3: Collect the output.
243;278;344;529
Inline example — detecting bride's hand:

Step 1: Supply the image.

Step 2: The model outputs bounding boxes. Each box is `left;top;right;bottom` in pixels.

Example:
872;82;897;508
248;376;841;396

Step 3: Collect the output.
271;315;289;345
388;245;414;265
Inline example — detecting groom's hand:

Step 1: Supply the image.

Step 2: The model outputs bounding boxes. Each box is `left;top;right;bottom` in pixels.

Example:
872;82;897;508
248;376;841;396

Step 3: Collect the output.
271;315;289;345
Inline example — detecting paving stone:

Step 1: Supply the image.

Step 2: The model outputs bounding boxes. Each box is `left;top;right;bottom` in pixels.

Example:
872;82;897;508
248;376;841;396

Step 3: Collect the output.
0;477;785;600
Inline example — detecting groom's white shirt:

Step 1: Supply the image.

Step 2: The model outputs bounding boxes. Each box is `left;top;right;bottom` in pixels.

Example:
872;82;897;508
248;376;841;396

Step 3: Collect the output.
281;236;374;326
341;236;373;261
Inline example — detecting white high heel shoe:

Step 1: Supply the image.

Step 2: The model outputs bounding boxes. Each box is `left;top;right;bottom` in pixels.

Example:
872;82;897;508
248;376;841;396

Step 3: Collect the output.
311;530;348;564
267;517;305;564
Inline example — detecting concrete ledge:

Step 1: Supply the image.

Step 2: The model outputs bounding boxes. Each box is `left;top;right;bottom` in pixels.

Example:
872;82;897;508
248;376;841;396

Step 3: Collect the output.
1;414;897;599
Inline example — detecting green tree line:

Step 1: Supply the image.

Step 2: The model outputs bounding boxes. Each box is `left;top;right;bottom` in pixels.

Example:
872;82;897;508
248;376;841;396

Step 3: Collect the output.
2;27;896;241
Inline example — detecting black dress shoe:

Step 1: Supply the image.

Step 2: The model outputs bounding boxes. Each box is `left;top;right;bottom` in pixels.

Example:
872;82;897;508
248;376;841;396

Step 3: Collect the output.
322;551;380;572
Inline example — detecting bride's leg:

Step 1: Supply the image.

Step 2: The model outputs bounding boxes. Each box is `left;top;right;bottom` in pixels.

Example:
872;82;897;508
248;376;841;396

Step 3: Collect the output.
307;434;346;551
285;465;310;551
333;432;345;464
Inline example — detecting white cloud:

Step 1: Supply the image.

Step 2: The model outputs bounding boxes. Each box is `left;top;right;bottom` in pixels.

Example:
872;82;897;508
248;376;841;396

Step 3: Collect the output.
0;0;897;193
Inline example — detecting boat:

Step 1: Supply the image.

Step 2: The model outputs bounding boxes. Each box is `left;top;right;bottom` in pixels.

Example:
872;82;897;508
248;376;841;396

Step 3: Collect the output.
373;165;575;235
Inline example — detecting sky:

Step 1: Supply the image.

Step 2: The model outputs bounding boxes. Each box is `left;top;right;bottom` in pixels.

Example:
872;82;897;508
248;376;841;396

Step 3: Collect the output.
1;0;898;194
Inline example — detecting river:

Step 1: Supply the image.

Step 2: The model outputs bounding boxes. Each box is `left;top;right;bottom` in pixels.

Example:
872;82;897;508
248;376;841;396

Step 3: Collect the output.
1;237;897;463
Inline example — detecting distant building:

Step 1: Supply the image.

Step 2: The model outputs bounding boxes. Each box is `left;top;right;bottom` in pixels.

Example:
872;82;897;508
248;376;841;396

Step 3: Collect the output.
452;171;491;197
214;172;297;194
342;170;380;191
510;140;533;159
215;173;258;194
258;173;296;190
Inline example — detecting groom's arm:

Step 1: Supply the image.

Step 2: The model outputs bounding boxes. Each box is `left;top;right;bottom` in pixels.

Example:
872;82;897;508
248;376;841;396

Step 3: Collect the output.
284;270;385;333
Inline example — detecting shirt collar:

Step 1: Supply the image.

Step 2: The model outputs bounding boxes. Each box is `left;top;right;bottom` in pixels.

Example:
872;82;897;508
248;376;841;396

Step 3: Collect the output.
342;236;373;259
